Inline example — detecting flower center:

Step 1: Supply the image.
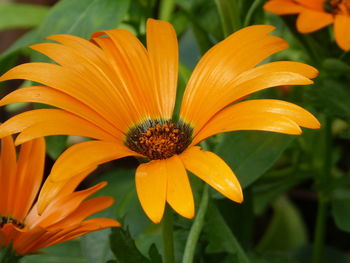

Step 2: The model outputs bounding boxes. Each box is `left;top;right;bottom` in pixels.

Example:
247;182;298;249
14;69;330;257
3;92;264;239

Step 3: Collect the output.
323;0;350;14
125;119;193;160
0;216;25;229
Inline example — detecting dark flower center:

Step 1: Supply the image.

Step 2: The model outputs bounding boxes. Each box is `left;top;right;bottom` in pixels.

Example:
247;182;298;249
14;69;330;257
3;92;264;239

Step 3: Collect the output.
323;0;350;14
0;216;25;229
125;119;193;160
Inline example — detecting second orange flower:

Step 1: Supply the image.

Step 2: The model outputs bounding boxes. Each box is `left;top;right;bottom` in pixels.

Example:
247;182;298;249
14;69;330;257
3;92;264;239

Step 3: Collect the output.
264;0;350;51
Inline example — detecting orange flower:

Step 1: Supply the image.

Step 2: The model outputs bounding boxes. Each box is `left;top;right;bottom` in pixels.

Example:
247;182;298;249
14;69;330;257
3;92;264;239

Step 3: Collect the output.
264;0;350;51
0;136;119;256
0;19;320;223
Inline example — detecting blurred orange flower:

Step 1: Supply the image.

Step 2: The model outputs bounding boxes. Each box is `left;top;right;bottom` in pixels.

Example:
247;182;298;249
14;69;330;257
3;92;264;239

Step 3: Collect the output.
0;19;320;223
0;137;119;256
264;0;350;51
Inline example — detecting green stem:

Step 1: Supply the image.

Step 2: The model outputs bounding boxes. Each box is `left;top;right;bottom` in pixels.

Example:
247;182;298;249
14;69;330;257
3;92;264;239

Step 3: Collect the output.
182;184;209;263
0;247;22;263
214;0;240;37
159;0;175;21
312;117;332;263
162;206;175;263
312;198;328;263
243;0;263;26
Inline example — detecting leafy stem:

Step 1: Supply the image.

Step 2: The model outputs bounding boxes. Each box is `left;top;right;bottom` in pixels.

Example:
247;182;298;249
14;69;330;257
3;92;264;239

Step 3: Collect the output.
182;184;209;263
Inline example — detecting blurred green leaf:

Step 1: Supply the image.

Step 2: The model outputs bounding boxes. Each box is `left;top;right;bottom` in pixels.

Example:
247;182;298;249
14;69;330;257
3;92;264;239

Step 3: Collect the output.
257;197;308;252
110;228;150;263
148;244;163;263
21;240;85;263
204;201;250;263
81;228;115;263
216;131;294;188
0;246;22;263
331;196;350;233
292;245;350;263
179;29;200;70
309;78;350;122
250;252;297;263
0;3;49;31
214;0;240;36
45;135;67;160
322;58;350;75
253;170;310;215
1;0;130;58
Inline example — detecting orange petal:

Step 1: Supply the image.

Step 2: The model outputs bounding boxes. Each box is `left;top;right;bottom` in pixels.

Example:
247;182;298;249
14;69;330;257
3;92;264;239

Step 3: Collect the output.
36;141;136;214
264;0;302;15
40;218;120;249
0;109;116;144
295;0;324;11
34;182;108;228
29;42;135;132
0;63;125;130
181;25;289;132
193;99;320;144
233;61;318;85
179;147;243;203
232;71;312;96
135;160;167;223
187;71;312;136
0;136;17;217
165;155;194;219
18;218;119;254
146;18;178;118
26;168;95;224
334;15;350;51
47;34;107;66
0;86;123;139
49;140;136;181
12;226;48;254
47;196;115;229
296;9;333;33
11;138;46;221
92;29;160;122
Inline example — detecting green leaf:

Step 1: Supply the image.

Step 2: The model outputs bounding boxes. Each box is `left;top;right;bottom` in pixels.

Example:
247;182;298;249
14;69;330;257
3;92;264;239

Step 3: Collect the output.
0;246;22;263
250;252;297;263
148;244;163;263
214;0;241;36
21;240;85;263
110;228;150;263
292;245;350;263
1;0;131;59
216;131;294;188
0;3;49;31
256;197;308;252
253;170;310;215
45;136;67;160
322;58;350;75
81;228;115;263
309;78;350;122
331;195;350;233
204;201;250;263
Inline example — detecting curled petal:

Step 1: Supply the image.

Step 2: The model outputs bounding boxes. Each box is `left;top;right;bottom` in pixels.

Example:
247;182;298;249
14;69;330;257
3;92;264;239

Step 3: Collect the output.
180;147;243;203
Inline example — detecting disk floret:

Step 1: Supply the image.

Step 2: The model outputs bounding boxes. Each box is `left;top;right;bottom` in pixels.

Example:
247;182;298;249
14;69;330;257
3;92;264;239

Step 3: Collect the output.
126;119;193;160
0;216;25;229
324;0;350;14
